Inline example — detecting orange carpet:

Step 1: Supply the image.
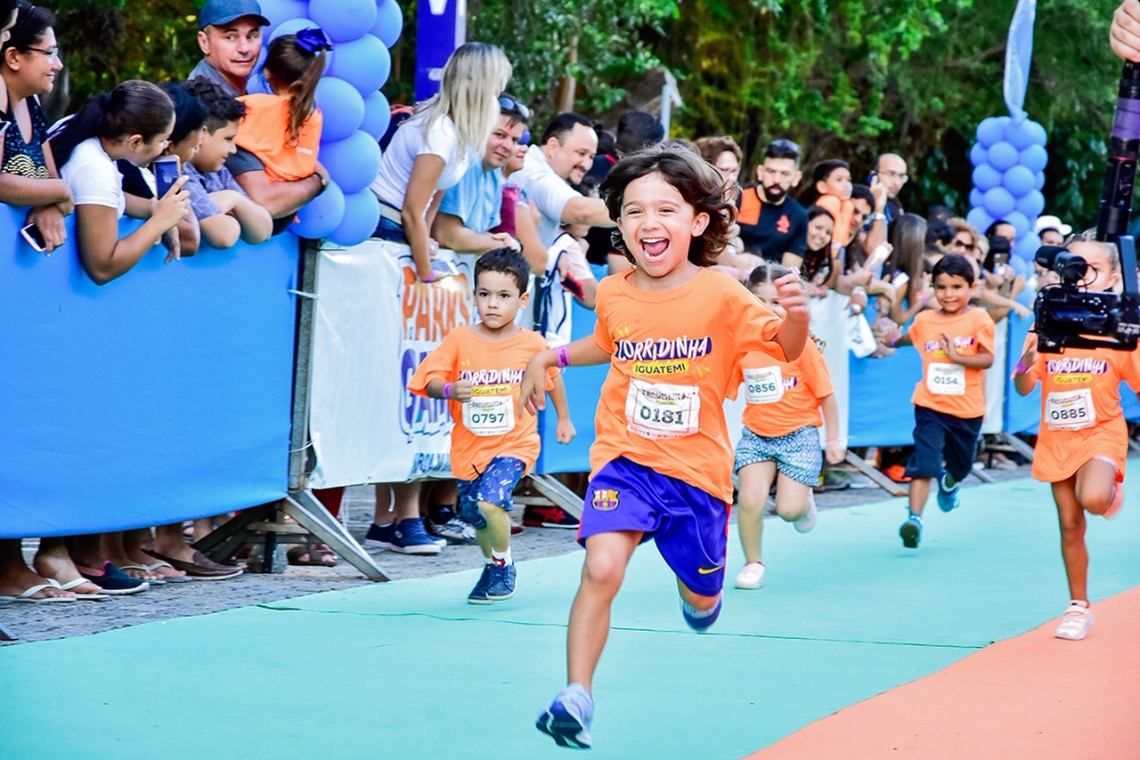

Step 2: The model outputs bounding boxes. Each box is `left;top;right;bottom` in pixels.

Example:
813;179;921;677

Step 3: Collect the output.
747;586;1140;760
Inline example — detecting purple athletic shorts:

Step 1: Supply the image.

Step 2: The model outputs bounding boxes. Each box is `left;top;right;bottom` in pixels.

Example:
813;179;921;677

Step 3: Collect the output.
579;457;730;597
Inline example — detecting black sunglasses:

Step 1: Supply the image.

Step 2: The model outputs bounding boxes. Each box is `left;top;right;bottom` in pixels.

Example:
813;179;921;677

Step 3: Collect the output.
498;95;530;122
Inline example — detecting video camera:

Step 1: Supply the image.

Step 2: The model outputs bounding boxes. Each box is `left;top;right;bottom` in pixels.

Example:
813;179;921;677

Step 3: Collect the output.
1033;62;1140;353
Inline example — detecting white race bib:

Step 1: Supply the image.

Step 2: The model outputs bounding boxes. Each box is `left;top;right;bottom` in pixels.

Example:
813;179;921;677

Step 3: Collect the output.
926;363;966;396
1045;389;1096;431
625;378;701;439
744;367;784;404
462;394;515;436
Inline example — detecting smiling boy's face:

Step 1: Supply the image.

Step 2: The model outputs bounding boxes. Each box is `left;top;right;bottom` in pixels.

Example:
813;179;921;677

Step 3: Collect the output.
616;172;708;280
192;120;239;174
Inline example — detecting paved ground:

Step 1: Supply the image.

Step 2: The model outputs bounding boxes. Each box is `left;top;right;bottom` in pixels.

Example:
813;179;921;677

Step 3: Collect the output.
1;463;1031;644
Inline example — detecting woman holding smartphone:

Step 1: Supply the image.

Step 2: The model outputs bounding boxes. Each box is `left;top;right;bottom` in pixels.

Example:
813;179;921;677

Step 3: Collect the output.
0;4;73;253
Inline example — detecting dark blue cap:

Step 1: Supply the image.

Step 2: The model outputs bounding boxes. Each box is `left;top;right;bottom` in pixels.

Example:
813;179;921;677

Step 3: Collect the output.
199;0;270;30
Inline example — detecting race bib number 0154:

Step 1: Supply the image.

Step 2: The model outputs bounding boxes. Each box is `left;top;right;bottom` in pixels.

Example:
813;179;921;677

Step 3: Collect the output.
463;395;515;437
926;363;966;396
625;378;701;439
1045;388;1095;431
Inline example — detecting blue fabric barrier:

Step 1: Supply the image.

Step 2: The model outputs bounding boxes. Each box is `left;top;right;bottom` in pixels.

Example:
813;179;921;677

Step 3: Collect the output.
0;207;299;538
846;348;924;448
1004;312;1040;434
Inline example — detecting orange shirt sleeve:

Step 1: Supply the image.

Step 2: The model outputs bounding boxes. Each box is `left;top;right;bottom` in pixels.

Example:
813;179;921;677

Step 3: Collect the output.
730;283;785;362
407;330;460;396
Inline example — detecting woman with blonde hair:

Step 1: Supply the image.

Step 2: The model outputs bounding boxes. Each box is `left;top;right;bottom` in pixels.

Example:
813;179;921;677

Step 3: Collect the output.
371;42;512;283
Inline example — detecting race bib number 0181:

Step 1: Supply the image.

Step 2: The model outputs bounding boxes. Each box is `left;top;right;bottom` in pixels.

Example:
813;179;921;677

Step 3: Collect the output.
625;378;701;439
744;366;783;404
1045;388;1095;431
463;395;515;437
926;363;966;396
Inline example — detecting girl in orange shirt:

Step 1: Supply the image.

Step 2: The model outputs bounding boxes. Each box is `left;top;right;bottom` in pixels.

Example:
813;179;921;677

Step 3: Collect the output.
518;144;810;750
1013;235;1134;641
732;264;844;590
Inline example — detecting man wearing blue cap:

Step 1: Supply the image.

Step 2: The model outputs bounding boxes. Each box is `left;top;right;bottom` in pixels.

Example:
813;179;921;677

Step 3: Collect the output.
190;0;270;97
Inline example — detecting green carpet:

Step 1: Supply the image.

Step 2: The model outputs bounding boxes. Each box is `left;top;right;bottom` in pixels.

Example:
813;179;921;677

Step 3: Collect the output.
2;477;1138;760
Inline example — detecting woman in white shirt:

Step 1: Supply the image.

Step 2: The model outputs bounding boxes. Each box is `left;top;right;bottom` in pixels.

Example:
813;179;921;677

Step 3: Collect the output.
50;80;191;285
371;42;511;283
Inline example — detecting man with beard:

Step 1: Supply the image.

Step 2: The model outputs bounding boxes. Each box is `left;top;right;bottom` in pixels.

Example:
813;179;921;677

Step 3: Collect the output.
737;139;809;266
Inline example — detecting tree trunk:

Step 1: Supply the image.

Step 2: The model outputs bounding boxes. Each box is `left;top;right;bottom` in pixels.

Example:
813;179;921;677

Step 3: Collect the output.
556;34;579;113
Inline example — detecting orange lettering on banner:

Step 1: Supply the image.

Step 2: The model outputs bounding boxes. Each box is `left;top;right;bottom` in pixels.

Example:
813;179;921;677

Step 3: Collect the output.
400;267;471;341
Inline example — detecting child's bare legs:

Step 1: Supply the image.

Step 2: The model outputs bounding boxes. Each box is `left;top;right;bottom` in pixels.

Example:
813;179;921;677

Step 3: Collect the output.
567;530;641;691
676;578;720;611
773;474;812;522
736;462;776;565
475;501;510;558
1052;476;1088;603
1076;458;1117;516
908;476;932;516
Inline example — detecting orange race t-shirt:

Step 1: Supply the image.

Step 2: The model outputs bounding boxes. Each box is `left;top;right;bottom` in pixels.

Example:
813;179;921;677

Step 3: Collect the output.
907;307;995;419
1020;338;1140;482
407;325;556;480
729;338;835;439
235;93;323;182
816;194;854;249
590;268;785;503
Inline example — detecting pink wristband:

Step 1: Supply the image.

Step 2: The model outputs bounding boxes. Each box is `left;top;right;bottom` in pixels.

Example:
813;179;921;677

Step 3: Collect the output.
442;383;452;400
422;269;436;283
555;345;571;368
826;437;840;442
1014;361;1031;375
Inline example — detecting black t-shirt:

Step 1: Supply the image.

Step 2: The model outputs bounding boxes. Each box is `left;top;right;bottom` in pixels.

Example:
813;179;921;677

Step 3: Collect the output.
736;186;808;262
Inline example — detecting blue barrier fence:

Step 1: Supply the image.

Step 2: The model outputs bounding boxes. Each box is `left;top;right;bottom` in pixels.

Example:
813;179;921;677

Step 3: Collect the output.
1;207;299;538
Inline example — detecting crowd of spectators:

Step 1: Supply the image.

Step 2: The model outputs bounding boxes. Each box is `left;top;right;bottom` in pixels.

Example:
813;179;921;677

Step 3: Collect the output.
0;0;1081;603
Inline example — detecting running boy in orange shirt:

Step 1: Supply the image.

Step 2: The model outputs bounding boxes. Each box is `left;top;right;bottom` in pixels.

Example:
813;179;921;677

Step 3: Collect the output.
518;144;810;750
732;263;845;590
889;253;995;548
408;248;574;604
1013;234;1135;641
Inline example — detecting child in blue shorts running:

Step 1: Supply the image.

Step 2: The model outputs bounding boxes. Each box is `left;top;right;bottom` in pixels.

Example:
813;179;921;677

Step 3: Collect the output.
518;144;810;749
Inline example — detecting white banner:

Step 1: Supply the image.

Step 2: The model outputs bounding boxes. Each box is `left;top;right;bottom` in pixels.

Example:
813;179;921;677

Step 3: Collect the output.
308;240;477;488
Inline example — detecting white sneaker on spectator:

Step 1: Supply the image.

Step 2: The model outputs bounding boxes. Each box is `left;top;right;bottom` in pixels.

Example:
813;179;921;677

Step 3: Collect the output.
1054;601;1094;641
794;497;818;533
734;562;765;589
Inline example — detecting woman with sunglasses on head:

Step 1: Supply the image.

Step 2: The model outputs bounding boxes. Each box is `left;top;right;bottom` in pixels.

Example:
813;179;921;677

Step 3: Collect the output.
0;3;73;254
370;42;512;283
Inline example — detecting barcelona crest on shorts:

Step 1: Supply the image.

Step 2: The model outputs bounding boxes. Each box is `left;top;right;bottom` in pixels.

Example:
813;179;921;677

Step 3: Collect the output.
591;488;620;511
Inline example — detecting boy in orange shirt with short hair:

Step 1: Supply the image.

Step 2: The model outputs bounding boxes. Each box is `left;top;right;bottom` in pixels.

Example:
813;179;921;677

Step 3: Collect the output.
890;253;995;548
408;248;574;604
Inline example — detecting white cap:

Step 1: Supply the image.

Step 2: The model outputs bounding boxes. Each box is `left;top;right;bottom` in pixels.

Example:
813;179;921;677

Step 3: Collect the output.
1033;214;1072;236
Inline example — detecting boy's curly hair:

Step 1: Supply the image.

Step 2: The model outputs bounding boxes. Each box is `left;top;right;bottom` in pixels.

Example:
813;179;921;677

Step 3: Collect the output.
599;142;738;267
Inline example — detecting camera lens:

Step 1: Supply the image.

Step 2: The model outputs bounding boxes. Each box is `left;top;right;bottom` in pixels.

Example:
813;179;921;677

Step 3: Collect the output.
1053;252;1089;282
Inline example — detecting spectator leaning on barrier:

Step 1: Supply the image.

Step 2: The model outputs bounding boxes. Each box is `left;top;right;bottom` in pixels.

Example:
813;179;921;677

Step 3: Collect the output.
432;94;530;258
1034;214;1072;247
0;3;72;254
812;158;854;257
189;0;269;98
183;76;272;247
50;81;191;285
873;152;908;226
736;138;808;266
371;42;512;283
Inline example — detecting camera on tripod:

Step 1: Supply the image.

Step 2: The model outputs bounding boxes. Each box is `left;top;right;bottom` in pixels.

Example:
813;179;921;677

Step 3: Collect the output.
1032;61;1140;353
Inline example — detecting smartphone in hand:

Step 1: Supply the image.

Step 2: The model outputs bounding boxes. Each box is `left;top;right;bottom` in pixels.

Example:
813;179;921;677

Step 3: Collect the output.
20;223;46;252
153;155;181;199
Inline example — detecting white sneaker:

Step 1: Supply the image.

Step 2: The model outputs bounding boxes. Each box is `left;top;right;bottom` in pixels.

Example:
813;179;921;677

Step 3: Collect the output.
734;562;765;589
1054;602;1094;641
794;496;818;533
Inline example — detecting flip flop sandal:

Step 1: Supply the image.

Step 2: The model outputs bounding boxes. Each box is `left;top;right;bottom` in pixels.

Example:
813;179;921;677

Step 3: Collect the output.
143;560;192;583
51;577;109;601
0;582;76;603
118;564;165;585
287;543;338;567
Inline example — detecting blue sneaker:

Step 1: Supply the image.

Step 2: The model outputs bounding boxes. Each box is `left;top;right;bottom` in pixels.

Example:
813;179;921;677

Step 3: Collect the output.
935;469;960;513
681;595;722;633
467;565;493;605
364;518;441;555
899;513;923;548
537;683;594;749
486;563;516;601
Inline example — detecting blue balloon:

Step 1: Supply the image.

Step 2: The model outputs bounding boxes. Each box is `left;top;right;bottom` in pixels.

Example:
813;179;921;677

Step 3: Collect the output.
969;188;985;209
967;206;993;234
1002;165;1035;197
976;116;1009;149
1004;118;1039;151
987;141;1019;171
1034;171;1045;190
1014;231;1042;260
259;0;309;35
372;0;404;47
1010;256;1029;277
328;189;381;247
972;163;1002;192
1029;120;1048;146
270;17;316;42
969;142;988;168
360;90;391;141
309;0;377;43
315;77;364;141
1006;211;1030;238
1019;143;1048;173
320;130;382;193
327;34;390;95
291;180;345;239
983;186;1016;218
1015;189;1045;219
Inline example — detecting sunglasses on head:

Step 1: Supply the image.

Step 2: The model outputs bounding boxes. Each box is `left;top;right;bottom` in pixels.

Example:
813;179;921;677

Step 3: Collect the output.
498;95;530;122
